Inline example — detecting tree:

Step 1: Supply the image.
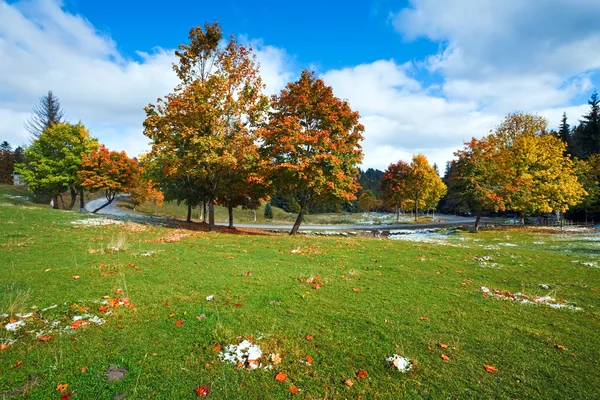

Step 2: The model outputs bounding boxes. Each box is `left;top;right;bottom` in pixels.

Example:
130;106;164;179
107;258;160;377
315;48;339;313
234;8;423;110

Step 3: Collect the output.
573;154;600;222
14;123;97;209
358;190;380;212
404;154;446;222
144;22;269;230
572;91;600;159
264;202;273;219
0;142;13;184
380;160;411;220
25;91;66;139
558;112;572;154
260;70;364;235
78;145;139;213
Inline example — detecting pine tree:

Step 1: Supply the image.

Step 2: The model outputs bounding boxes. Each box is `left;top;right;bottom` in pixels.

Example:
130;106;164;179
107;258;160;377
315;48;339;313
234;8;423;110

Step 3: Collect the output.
24;91;66;139
0;141;13;184
558;112;572;154
574;91;600;159
264;202;273;219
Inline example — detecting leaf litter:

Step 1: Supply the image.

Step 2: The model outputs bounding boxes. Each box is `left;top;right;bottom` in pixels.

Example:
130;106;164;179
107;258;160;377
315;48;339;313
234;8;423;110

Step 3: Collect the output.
480;286;582;311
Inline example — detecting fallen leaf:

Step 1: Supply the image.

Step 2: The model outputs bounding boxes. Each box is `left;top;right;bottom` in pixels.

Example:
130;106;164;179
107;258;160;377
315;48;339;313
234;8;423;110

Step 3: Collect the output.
357;369;368;379
570;353;577;358
81;366;88;372
441;354;450;361
11;360;22;368
78;306;89;312
129;263;136;268
555;344;566;350
71;319;89;330
98;305;109;312
484;364;498;373
9;318;16;323
312;283;322;290
61;393;73;400
108;298;120;307
352;288;360;293
275;372;288;382
102;295;110;299
289;385;299;395
175;319;184;327
117;325;123;329
56;383;69;392
212;345;222;352
37;335;52;342
234;303;243;307
344;379;353;387
115;289;123;295
169;313;176;318
73;276;80;280
439;343;449;349
419;316;429;321
305;355;313;365
0;343;11;351
271;354;282;365
305;335;313;341
152;353;158;357
195;385;211;397
44;268;51;272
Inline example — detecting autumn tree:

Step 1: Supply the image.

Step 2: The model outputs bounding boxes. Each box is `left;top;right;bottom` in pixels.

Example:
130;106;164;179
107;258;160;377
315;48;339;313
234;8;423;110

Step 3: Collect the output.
403;154;446;222
573;154;600;222
78;145;139;213
380;160;411;220
143;22;269;230
358;190;380;212
0;141;13;184
15;123;97;209
260;70;364;235
25;91;66;139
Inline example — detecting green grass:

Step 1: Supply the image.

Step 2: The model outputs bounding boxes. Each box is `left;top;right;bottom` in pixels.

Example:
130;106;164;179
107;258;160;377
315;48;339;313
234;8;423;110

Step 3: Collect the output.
1;201;599;398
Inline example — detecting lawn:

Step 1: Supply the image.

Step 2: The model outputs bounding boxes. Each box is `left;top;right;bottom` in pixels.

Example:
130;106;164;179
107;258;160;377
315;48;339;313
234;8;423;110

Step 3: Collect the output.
1;195;599;398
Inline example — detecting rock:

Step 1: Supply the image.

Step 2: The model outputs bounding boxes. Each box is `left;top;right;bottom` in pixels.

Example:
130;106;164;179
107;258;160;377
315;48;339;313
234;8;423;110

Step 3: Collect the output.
106;364;128;382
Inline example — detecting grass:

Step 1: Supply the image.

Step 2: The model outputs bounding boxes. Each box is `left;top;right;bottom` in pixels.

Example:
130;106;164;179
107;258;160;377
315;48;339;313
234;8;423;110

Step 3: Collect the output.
1;190;599;398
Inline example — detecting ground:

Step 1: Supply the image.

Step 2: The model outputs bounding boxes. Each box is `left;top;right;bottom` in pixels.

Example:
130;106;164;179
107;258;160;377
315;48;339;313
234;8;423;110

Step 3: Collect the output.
1;190;599;399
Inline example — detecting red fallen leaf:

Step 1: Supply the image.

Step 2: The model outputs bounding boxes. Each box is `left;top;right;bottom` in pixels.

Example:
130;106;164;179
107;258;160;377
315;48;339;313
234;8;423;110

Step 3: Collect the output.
56;383;69;392
129;263;136;268
120;297;130;306
108;298;120;307
0;343;11;351
78;306;89;312
11;360;23;368
234;303;242;307
115;289;123;295
212;345;222;352
61;393;73;400
312;283;322;290
357;369;368;379
344;379;353;387
195;385;211;397
37;335;52;342
98;305;109;312
81;366;88;372
419;316;429;321
305;355;313;365
441;354;450;361
484;364;498;373
555;344;566;350
352;288;360;293
289;385;299;395
275;372;288;382
305;335;313;341
169;313;176;318
70;319;89;330
439;343;449;349
117;325;123;329
175;319;184;327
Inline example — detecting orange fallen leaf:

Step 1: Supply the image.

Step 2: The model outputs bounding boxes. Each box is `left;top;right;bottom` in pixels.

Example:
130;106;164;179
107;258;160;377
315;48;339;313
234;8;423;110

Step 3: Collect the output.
129;263;136;268
234;303;243;307
169;313;176;318
78;306;89;312
115;289;123;294
195;385;211;397
275;372;288;382
81;366;88;372
344;379;353;387
570;353;577;358
56;383;69;392
9;317;16;323
11;360;22;368
352;288;360;293
289;385;299;395
175;319;184;327
484;364;498;373
108;298;120;307
70;319;89;330
555;344;566;350
98;305;109;312
0;343;11;351
72;276;80;280
305;355;313;365
305;335;313;341
439;343;448;349
271;353;282;364
61;393;73;400
357;369;368;379
37;335;52;342
213;345;222;352
419;316;429;321
441;354;450;361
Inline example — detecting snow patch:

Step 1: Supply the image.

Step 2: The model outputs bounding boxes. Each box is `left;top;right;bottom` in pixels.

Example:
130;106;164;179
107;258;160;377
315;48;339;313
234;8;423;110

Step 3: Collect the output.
481;286;582;311
219;340;265;370
386;354;413;373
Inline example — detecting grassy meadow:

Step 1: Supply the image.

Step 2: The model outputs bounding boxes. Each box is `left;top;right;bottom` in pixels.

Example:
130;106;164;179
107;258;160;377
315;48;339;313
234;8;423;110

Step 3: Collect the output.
1;189;599;399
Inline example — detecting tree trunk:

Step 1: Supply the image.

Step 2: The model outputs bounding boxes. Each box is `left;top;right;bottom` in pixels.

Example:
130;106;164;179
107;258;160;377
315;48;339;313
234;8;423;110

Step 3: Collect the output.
203;200;207;223
519;212;525;225
253;209;257;222
199;205;203;222
228;204;234;228
474;214;481;232
186;203;192;223
66;187;77;210
290;206;305;235
208;197;215;231
52;195;59;209
414;199;419;222
92;198;114;213
395;202;400;221
58;193;66;209
79;189;85;211
585;209;588;223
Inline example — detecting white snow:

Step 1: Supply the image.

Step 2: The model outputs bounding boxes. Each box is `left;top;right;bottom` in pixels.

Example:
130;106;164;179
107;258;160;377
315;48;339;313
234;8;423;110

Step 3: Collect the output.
5;319;26;331
206;295;214;301
481;286;582;311
386;354;413;373
219;340;264;370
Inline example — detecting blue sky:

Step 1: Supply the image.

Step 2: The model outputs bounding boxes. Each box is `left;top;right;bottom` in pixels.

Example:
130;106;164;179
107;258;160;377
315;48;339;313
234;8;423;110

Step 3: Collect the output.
2;0;600;170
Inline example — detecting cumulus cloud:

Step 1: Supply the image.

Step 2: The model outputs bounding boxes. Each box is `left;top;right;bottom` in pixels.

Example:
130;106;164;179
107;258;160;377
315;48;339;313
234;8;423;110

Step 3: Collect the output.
0;0;292;156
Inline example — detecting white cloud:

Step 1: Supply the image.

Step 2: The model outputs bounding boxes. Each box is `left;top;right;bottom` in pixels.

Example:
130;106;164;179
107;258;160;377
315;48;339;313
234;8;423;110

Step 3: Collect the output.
0;0;291;156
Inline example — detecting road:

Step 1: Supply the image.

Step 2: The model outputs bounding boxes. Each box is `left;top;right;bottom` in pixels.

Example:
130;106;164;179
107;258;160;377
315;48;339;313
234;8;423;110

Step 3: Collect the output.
85;196;480;231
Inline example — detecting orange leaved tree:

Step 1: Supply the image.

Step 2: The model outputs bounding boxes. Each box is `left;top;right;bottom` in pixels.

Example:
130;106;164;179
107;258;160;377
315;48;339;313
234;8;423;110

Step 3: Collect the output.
78;145;139;213
260;70;364;235
380;160;411;220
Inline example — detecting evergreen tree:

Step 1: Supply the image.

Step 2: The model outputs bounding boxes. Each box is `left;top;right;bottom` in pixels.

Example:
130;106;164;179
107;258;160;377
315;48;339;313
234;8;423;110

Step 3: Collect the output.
574;91;600;159
0;142;13;184
264;202;273;219
558;112;572;154
24;91;66;139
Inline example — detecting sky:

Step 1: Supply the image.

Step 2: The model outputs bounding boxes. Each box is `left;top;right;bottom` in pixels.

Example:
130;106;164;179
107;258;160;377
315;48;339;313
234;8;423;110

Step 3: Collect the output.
2;0;600;171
